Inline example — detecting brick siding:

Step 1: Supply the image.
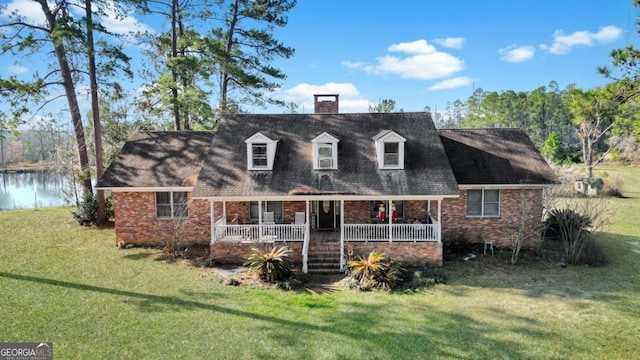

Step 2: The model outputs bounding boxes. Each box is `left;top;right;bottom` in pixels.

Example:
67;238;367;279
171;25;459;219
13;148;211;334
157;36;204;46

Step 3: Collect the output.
347;241;443;267
115;191;544;265
113;192;210;247
441;189;544;250
210;242;303;265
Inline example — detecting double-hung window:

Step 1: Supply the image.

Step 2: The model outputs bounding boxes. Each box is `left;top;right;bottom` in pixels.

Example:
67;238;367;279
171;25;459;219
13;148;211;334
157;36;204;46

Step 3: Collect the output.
251;143;268;168
372;130;406;169
249;201;283;222
156;192;189;219
317;143;334;169
369;200;404;220
311;132;339;170
383;142;399;167
466;189;500;217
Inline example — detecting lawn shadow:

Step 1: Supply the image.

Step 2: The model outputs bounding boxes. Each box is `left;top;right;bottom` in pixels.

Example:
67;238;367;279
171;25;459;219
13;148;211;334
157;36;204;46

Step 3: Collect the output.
442;231;640;309
0;271;569;358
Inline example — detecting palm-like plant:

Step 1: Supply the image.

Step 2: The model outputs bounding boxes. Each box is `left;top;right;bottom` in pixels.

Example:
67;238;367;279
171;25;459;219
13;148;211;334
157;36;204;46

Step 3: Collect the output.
244;246;292;282
348;251;403;291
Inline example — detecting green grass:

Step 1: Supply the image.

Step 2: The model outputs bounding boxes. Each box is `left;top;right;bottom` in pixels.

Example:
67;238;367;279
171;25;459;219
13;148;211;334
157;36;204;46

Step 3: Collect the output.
1;166;639;359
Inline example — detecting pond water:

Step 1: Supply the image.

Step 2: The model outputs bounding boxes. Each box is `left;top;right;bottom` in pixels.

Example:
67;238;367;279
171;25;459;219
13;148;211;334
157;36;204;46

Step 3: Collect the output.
0;171;69;210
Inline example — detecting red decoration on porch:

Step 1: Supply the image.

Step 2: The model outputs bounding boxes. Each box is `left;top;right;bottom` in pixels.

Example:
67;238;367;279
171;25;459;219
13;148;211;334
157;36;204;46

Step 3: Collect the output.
377;210;386;222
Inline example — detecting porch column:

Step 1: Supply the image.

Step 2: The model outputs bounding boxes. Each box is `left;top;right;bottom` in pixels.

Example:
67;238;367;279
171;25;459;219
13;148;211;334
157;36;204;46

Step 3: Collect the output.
210;201;216;244
258;201;263;242
437;199;442;242
388;199;393;242
340;200;345;272
222;201;227;225
303;200;310;273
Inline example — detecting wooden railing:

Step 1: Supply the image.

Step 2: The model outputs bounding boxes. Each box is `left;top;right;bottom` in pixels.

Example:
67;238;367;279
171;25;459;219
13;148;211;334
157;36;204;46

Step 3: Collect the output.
343;222;440;242
213;223;306;243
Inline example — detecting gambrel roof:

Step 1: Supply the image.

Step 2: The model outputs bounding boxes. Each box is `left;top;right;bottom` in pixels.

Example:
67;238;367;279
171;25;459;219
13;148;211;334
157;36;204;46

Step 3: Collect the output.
98;117;558;194
193;112;460;198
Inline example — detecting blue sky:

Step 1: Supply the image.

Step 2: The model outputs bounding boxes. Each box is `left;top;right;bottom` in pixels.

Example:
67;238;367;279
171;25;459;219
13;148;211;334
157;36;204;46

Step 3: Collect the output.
1;0;639;119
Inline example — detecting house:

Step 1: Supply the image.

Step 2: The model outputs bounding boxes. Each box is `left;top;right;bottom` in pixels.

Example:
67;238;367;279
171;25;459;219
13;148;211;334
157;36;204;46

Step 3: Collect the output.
97;95;557;273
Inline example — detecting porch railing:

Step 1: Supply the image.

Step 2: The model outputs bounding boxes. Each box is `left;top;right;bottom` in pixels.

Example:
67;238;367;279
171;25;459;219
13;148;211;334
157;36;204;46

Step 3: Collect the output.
343;222;440;242
214;223;306;243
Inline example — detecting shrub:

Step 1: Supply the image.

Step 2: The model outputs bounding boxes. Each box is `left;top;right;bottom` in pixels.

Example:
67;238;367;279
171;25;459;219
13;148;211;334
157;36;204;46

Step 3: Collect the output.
545;208;596;265
71;191;97;225
244;246;292;282
71;191;114;225
347;251;404;291
603;174;625;198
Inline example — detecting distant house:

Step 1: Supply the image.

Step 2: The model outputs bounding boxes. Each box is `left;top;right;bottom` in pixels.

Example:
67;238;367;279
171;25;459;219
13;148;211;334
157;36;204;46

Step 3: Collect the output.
97;95;557;273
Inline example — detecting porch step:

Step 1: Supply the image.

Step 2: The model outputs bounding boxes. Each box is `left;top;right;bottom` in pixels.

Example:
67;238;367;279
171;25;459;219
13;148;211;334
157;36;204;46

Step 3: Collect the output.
307;241;341;274
307;262;342;274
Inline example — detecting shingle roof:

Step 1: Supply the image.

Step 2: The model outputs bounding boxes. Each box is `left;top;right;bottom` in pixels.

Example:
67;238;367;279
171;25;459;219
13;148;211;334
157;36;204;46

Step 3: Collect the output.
193;112;460;198
438;128;558;185
97;131;215;188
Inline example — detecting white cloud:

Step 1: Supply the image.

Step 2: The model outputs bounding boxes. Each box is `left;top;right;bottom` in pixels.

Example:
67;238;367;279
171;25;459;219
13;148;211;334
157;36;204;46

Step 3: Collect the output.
8;65;28;74
428;77;473;91
272;82;371;113
99;1;155;35
387;39;437;54
1;0;153;36
499;45;535;63
348;39;464;80
341;60;366;69
433;37;465;49
540;25;622;54
2;0;46;25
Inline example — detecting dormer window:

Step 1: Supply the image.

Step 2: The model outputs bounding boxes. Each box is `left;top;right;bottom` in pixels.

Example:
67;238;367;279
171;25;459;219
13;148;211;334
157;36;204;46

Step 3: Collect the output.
252;143;268;168
373;130;406;169
311;132;339;170
245;132;279;171
384;142;399;166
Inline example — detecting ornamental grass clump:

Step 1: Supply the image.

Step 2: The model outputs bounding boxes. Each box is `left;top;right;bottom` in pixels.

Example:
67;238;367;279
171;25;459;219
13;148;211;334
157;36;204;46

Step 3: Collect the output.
244;246;292;282
347;250;404;291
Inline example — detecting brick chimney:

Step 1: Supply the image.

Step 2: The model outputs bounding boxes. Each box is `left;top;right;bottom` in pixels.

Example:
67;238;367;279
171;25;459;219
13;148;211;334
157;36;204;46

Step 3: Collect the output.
314;94;339;113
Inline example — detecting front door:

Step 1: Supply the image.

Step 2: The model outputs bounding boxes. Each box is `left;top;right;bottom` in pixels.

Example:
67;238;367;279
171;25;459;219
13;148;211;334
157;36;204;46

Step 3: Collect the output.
318;200;335;230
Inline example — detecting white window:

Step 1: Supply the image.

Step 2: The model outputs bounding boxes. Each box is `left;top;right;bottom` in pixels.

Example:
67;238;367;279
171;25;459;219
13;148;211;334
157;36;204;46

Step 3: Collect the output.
384;142;399;167
245;132;279;170
251;143;268;168
318;143;333;168
369;200;404;220
372;130;406;169
467;189;500;217
311;132;339;170
156;192;189;219
249;201;283;222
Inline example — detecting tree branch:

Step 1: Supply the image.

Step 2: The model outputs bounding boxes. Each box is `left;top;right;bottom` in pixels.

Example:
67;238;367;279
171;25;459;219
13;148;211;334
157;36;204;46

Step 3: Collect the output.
0;21;50;33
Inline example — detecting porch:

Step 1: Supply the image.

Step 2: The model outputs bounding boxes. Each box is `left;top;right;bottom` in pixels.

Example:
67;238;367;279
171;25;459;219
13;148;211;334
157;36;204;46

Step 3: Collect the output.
209;198;443;273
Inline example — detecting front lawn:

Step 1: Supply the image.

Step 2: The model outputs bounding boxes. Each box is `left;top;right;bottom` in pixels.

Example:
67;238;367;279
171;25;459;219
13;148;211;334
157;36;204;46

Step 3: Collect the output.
1;166;638;359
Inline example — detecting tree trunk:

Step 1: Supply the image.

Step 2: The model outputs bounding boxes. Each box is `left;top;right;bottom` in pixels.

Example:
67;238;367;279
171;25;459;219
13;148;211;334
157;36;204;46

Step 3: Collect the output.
178;14;190;130
171;0;181;130
86;0;105;223
220;0;240;111
39;0;93;198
